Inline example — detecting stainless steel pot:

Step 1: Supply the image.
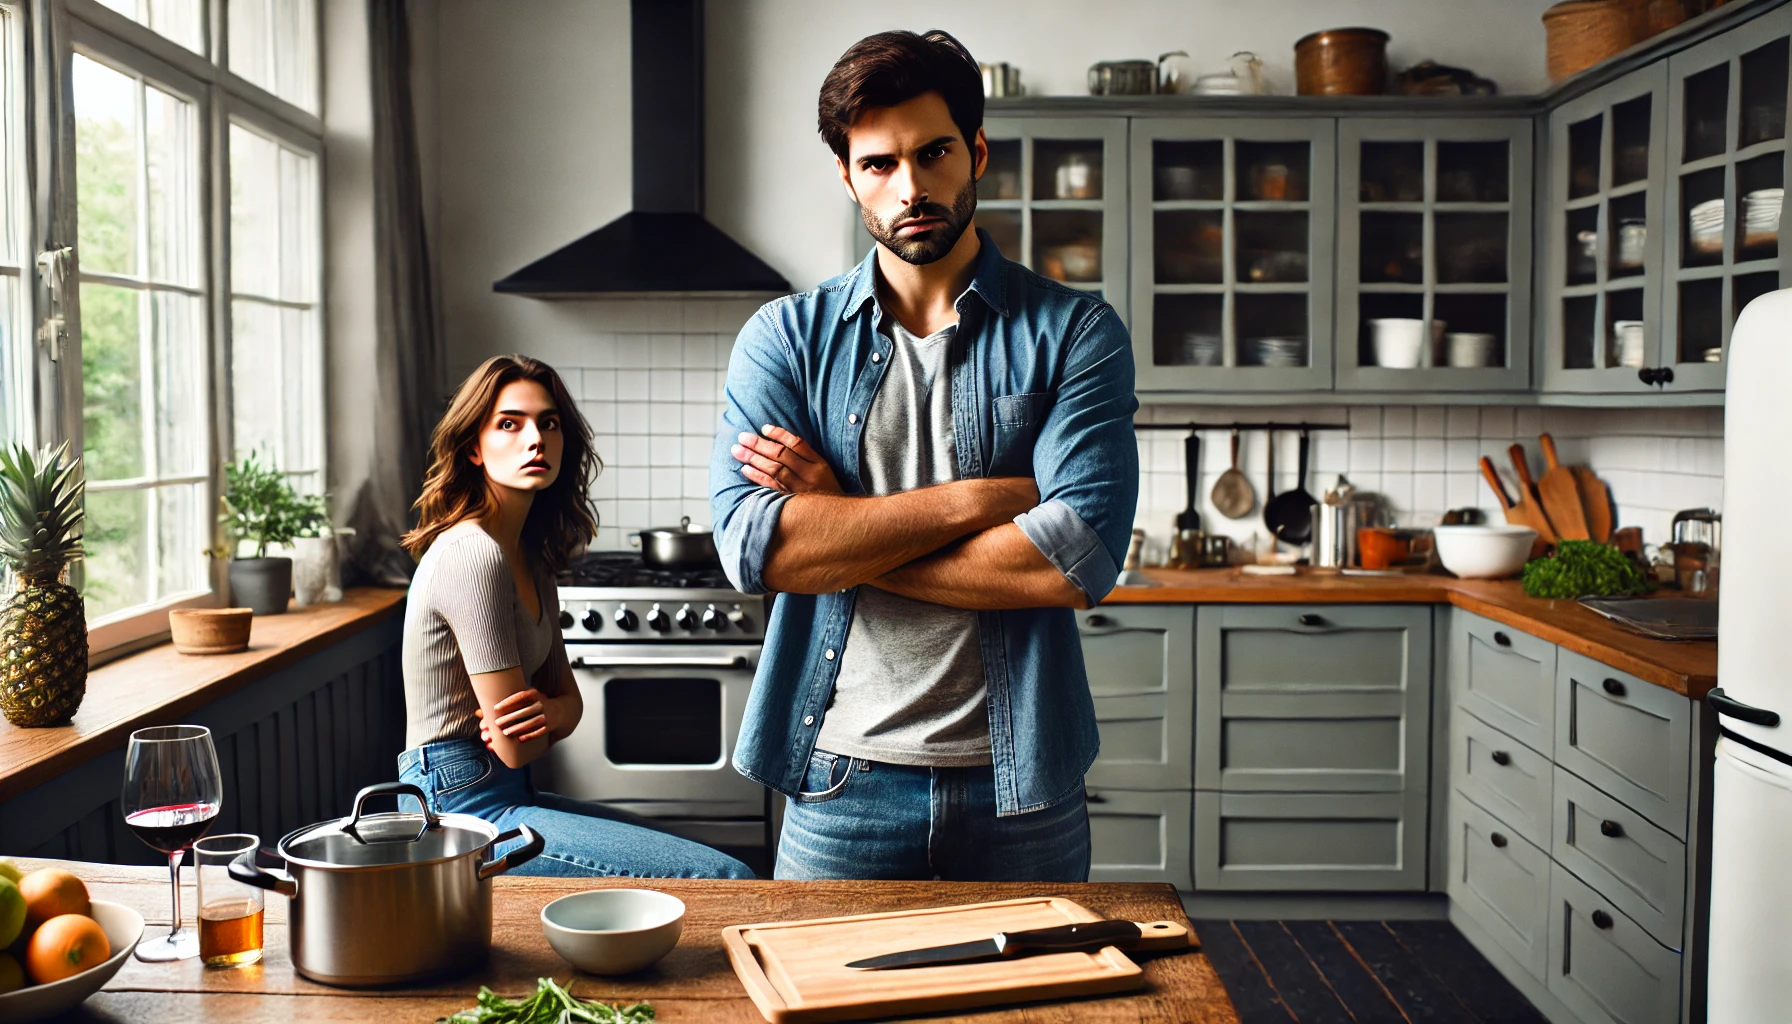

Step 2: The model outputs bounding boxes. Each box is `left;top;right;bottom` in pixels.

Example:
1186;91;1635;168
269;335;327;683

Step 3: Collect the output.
639;516;719;568
229;782;543;987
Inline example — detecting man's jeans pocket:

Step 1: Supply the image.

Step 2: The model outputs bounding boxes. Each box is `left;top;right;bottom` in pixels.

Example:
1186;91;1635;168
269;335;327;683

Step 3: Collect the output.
793;750;854;803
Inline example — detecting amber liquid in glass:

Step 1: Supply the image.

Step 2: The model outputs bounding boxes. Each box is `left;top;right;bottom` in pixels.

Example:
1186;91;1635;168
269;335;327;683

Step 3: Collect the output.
199;899;264;967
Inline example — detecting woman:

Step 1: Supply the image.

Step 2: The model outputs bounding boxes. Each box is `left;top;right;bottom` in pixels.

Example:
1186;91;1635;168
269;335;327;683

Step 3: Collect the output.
396;354;752;878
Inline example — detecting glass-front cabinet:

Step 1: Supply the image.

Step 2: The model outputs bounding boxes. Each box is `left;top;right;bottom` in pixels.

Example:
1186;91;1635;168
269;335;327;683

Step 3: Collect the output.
1129;119;1336;392
1543;64;1671;394
1661;5;1791;391
1336;119;1533;393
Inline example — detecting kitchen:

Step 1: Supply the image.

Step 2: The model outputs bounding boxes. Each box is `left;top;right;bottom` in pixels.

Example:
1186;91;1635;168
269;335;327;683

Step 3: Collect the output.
0;0;1782;1020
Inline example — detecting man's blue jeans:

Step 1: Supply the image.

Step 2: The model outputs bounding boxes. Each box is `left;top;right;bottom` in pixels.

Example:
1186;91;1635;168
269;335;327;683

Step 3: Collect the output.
398;739;754;879
774;748;1091;881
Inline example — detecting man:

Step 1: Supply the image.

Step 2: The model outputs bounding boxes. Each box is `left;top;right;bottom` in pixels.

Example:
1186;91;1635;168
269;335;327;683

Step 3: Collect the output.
710;29;1138;881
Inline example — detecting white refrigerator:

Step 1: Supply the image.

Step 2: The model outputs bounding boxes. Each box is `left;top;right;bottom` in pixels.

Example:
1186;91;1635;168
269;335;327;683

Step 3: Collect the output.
1706;286;1792;1020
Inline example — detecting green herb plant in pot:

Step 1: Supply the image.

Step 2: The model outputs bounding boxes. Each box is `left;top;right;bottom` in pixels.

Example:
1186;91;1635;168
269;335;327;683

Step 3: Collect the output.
219;455;327;616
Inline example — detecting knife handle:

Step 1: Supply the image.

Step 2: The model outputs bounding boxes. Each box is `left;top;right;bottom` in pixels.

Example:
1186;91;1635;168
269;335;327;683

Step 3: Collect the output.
998;919;1191;956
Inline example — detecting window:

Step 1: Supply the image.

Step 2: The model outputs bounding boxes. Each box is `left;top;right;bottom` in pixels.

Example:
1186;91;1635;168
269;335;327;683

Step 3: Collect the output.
90;0;204;55
228;0;317;113
0;4;28;449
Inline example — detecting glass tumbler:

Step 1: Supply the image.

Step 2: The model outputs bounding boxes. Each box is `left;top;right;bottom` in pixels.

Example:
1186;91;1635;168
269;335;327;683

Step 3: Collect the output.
194;834;265;968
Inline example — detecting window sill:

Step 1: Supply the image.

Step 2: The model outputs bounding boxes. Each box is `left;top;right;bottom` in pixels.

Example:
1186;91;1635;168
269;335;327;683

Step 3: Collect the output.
0;586;407;804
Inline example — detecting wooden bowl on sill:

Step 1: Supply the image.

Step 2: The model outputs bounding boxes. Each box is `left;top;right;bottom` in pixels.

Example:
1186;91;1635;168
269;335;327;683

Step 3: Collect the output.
169;608;254;655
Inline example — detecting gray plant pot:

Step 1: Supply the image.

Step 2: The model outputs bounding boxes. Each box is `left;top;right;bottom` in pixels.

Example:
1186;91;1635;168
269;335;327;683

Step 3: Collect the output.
229;557;293;616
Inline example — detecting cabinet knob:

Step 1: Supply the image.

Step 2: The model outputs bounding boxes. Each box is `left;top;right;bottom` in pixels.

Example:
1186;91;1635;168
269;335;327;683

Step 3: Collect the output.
1599;819;1623;838
1602;677;1627;698
1493;631;1512;647
1491;750;1512;766
1085;614;1113;629
1085;791;1108;804
1658;366;1675;386
1298;613;1325;627
1591;909;1614;930
1491;832;1508;848
1638;367;1657;386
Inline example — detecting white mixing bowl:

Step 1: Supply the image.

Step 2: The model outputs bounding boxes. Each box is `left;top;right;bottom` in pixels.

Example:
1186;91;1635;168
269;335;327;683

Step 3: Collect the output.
541;888;685;975
1434;525;1538;579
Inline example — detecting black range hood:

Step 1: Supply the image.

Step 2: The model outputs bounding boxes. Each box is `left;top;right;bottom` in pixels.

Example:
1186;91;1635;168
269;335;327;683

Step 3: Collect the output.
493;0;790;298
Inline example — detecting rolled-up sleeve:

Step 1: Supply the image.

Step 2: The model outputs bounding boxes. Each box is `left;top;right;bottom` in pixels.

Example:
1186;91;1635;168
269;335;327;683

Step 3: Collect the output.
1013;304;1140;605
711;305;810;595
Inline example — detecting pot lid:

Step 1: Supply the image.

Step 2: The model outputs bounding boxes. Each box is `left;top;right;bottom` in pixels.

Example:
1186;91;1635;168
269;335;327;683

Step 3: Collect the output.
282;784;496;868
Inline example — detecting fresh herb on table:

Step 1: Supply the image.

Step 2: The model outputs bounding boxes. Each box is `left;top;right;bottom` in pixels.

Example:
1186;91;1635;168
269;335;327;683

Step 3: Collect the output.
1521;540;1652;600
437;978;654;1024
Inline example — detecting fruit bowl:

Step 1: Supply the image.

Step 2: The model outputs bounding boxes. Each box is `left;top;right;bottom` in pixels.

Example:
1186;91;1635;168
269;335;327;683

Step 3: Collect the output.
0;900;143;1023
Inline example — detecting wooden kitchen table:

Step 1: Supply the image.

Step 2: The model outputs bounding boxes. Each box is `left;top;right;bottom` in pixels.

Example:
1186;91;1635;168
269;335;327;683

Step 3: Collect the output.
22;859;1237;1023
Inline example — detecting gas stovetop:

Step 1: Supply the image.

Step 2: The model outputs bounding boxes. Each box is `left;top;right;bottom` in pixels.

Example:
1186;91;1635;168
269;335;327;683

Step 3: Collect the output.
555;551;763;643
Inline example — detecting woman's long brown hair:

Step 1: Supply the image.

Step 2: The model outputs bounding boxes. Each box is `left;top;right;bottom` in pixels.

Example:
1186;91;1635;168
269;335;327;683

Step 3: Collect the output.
402;355;600;571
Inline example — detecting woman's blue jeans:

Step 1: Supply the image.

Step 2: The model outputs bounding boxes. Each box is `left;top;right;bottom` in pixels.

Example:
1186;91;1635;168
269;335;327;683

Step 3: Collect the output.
774;749;1091;881
397;738;754;879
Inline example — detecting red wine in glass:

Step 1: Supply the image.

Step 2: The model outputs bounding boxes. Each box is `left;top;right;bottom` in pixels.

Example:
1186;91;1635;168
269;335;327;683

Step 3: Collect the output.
124;803;220;853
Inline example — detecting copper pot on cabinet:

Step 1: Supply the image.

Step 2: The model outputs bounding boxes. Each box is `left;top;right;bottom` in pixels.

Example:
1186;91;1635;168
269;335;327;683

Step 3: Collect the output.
1294;28;1389;95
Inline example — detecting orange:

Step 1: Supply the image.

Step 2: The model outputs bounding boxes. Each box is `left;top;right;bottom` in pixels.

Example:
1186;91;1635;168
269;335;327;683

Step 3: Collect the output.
18;870;88;929
25;914;108;984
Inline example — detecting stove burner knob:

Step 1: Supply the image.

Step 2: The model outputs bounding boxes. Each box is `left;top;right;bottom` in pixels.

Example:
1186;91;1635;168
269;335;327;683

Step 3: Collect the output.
581;609;603;632
613;606;639;631
675;604;698;631
727;608;752;632
702;605;726;632
558;609;574;629
646;604;670;632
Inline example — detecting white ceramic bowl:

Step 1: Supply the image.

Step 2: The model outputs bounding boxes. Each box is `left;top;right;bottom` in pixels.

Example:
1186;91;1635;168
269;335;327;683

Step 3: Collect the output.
0;900;144;1023
541;889;685;975
1434;525;1538;580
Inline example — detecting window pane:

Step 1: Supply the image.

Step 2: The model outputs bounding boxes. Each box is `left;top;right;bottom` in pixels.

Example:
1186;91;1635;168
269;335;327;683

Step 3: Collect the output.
80;282;143;479
92;0;205;55
278;146;313;301
156;482;207;597
281;305;318;469
229;0;318;113
83;487;148;618
229;124;278;296
74;55;137;277
145;84;198;286
230;298;280;460
151;291;206;476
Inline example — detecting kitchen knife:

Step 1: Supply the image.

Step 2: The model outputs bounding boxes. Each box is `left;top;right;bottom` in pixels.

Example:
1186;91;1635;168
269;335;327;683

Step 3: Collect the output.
845;918;1192;970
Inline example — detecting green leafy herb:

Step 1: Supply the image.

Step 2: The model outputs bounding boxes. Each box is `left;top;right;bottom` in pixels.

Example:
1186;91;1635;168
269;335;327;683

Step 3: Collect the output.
219;452;330;558
437;977;654;1024
1521;540;1651;600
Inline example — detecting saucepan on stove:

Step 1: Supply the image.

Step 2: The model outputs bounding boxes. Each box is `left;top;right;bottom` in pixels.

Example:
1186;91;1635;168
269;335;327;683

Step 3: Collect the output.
639;516;719;568
229;782;543;987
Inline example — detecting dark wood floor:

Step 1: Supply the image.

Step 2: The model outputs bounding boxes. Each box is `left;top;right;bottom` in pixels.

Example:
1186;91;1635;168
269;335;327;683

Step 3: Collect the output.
1190;919;1549;1023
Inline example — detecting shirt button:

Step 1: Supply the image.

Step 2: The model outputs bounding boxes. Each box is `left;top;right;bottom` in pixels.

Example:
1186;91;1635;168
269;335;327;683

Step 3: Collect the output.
824;648;836;660
847;413;859;425
871;352;883;363
803;715;815;726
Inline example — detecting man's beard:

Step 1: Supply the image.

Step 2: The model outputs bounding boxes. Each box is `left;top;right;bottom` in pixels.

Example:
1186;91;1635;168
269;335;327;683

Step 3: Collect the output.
860;173;977;266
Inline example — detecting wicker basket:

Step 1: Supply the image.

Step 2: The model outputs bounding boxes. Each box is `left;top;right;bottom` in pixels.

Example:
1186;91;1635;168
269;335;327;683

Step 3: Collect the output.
1628;0;1693;39
1294;28;1390;96
1544;0;1637;81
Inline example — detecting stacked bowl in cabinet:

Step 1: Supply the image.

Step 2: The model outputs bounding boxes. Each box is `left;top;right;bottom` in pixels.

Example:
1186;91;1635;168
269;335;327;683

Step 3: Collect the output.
1447;611;1692;1024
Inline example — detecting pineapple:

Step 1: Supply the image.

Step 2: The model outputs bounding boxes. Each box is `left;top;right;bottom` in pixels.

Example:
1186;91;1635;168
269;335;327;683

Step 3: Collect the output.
0;443;87;728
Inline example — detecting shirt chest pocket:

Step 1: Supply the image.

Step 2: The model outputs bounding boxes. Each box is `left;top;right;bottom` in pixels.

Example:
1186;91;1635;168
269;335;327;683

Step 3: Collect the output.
989;392;1050;477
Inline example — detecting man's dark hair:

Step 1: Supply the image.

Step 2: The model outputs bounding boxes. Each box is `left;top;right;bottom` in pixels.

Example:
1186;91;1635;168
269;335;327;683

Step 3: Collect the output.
817;30;984;164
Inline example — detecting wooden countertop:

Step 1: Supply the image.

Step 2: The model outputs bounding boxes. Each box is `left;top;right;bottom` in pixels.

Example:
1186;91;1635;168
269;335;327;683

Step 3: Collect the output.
1104;568;1719;700
17;859;1235;1024
0;588;406;805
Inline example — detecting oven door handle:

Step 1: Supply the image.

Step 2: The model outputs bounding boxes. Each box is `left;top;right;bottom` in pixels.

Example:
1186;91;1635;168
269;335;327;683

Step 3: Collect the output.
573;655;751;669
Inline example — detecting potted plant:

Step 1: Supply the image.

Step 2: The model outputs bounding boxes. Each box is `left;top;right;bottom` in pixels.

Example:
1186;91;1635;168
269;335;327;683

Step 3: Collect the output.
0;443;87;727
220;454;327;615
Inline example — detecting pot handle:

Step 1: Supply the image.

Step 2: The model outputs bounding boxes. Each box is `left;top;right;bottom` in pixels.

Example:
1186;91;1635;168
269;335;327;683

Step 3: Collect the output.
476;825;545;880
229;852;298;897
342;781;437;844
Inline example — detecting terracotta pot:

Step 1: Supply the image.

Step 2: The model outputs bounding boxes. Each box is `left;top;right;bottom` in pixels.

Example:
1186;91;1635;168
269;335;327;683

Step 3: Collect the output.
1294;28;1389;96
169;608;254;655
1544;0;1636;81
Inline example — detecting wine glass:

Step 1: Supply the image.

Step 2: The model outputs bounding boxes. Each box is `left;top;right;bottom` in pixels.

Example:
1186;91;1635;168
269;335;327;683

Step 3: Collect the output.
122;724;223;962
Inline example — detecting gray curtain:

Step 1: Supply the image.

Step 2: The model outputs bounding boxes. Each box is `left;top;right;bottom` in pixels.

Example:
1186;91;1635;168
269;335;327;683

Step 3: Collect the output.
348;0;445;585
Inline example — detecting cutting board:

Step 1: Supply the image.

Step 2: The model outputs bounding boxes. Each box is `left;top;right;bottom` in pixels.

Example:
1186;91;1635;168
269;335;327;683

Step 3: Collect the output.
722;896;1191;1024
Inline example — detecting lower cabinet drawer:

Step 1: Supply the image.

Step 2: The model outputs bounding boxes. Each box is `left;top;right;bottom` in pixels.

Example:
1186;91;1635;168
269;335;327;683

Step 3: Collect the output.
1453;707;1553;847
1552;767;1687;950
1086;788;1192;890
1554;650;1691;838
1453;610;1557;755
1547;862;1682;1024
1448;794;1550;983
1194;790;1427;891
1089;694;1190;790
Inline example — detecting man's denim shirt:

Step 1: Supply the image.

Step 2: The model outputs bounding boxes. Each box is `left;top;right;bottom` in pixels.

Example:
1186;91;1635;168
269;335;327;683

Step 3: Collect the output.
710;231;1140;817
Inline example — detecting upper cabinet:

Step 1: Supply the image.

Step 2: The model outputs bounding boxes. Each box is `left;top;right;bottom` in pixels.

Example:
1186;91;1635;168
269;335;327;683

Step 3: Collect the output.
1336;119;1534;394
1129;118;1336;392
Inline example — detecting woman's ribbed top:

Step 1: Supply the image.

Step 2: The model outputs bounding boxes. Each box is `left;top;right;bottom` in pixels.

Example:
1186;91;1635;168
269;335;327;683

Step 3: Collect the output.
400;521;563;750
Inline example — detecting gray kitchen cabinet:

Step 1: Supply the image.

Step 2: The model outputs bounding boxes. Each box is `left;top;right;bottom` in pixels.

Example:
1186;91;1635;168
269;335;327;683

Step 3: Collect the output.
1129;117;1337;393
1078;605;1193;790
1552;767;1687;950
1542;62;1673;396
1452;610;1558;756
1196;604;1430;793
1336;118;1534;393
1553;650;1692;838
1659;6;1791;392
1085;787;1192;890
1448;793;1552;984
1194;789;1429;891
1546;862;1682;1024
1453;708;1554;847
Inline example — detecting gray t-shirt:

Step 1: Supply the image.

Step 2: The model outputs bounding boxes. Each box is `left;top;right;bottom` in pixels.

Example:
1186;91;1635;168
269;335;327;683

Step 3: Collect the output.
400;522;564;750
815;316;991;766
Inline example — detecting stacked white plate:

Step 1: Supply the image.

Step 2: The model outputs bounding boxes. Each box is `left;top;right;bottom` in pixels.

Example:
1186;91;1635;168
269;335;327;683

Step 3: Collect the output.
1689;198;1726;255
1179;332;1222;366
1247;337;1305;368
1743;187;1782;250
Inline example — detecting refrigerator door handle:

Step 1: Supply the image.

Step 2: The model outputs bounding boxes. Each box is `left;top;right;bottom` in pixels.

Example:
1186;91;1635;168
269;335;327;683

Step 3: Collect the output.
1708;688;1782;728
